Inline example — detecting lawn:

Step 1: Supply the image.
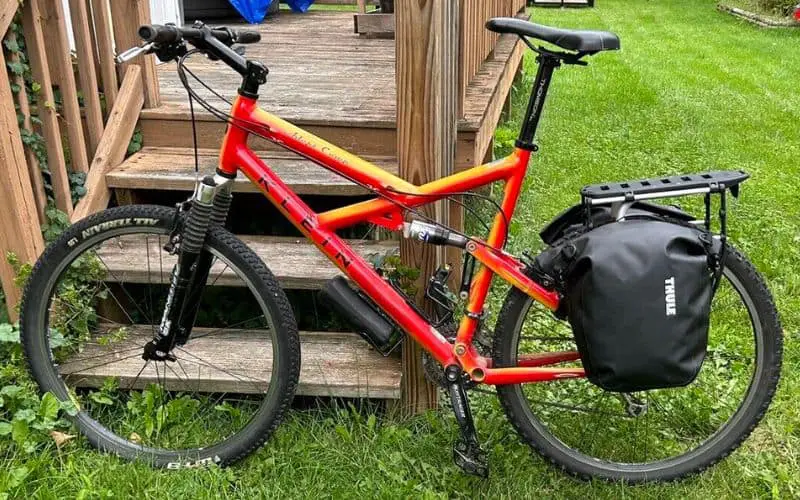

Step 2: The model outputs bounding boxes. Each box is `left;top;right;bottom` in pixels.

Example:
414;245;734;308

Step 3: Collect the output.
2;0;799;498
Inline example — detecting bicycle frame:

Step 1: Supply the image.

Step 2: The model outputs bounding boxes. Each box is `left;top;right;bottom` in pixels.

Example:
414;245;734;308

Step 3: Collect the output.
216;94;584;385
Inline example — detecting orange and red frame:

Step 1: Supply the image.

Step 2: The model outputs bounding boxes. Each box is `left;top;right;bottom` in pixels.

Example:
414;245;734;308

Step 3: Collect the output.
217;95;585;385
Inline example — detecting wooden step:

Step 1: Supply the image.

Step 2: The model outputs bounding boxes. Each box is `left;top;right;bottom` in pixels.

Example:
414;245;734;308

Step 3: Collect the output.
96;234;397;290
139;113;399;156
60;325;401;399
109;147;398;197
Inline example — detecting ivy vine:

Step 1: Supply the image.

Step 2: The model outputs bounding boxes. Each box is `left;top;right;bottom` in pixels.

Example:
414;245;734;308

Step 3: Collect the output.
3;13;87;209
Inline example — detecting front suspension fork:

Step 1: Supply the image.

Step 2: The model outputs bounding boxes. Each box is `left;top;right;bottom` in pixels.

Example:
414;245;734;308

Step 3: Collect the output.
143;174;233;360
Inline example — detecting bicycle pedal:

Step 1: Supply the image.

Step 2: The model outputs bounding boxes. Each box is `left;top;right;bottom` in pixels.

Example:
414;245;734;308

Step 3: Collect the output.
453;439;489;478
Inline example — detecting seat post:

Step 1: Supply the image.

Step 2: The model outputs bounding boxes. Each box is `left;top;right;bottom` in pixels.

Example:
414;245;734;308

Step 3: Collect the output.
516;53;561;151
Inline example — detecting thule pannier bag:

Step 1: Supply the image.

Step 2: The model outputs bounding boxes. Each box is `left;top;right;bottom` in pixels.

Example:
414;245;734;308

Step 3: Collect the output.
540;219;717;392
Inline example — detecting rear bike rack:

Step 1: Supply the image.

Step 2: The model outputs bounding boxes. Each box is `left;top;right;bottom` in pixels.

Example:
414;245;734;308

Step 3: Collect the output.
580;170;749;205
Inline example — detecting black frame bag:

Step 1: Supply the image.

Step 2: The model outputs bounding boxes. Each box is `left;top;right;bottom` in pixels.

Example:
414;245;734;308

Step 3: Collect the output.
539;218;717;392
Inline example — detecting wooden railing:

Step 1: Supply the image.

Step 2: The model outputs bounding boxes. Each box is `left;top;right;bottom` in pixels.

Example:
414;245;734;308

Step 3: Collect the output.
0;1;156;320
458;0;526;110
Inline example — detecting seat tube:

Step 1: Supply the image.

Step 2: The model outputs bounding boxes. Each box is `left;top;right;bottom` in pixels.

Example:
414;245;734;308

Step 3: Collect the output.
516;54;560;150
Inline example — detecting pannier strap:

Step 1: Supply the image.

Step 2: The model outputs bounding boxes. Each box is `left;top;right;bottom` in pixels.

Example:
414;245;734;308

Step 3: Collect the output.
581;170;749;205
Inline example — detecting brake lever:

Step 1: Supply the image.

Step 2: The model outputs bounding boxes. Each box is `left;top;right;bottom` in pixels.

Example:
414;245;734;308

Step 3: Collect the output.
115;43;155;64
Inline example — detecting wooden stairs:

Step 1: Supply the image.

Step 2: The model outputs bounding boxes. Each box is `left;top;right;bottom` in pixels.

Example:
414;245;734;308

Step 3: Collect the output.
83;144;405;401
62;9;526;403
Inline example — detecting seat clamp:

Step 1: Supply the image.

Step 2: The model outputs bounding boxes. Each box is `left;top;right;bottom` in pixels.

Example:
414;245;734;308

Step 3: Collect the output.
515;140;539;152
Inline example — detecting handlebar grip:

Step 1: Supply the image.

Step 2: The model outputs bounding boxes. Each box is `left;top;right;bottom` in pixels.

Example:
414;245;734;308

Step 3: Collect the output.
235;31;261;44
138;24;182;44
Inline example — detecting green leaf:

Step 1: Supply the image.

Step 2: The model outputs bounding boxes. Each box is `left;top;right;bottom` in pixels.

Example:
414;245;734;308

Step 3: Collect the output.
6;61;24;75
0;421;12;436
60;398;79;417
11;419;28;446
39;392;59;421
4;38;20;52
7;466;29;489
89;392;113;406
48;329;68;348
0;385;23;398
0;324;18;343
14;408;36;423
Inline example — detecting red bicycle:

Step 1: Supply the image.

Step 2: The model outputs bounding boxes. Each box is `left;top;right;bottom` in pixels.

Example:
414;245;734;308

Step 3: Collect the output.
20;18;781;482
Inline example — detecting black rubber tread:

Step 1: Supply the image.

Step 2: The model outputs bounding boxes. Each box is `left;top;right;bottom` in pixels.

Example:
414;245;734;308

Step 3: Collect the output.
20;205;301;468
492;244;782;483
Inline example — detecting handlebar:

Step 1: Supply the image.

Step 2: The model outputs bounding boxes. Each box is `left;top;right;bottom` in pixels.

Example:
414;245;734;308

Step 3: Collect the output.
131;23;262;77
137;24;261;45
117;22;268;93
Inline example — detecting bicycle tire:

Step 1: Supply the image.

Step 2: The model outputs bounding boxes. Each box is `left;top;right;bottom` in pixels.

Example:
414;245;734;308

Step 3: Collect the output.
20;205;301;468
492;244;782;483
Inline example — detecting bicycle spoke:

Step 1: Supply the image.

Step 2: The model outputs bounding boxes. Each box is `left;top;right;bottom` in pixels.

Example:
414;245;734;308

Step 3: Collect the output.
176;347;268;392
63;352;143;375
65;344;143;365
94;253;154;324
188;315;268;341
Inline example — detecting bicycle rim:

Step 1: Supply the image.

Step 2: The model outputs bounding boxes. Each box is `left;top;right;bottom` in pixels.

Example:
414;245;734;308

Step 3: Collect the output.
27;223;284;460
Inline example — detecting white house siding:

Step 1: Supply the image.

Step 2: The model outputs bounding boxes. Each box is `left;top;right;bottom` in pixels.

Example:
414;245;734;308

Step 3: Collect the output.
63;0;183;52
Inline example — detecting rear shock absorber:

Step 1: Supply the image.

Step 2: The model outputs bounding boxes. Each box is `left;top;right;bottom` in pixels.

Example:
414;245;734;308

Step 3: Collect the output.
144;175;223;360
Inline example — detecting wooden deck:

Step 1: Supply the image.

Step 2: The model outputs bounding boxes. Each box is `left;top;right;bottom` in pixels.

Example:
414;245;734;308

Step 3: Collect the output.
140;10;525;164
61;325;401;399
149;12;396;129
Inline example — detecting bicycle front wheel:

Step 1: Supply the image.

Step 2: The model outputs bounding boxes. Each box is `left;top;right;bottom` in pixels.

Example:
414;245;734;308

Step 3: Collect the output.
20;205;300;468
492;244;782;483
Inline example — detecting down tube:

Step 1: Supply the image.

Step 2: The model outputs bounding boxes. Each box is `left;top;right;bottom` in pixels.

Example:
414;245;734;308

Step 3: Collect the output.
233;147;457;366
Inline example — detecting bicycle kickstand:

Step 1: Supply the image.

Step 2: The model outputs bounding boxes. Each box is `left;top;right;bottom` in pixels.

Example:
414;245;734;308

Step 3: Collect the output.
445;366;489;478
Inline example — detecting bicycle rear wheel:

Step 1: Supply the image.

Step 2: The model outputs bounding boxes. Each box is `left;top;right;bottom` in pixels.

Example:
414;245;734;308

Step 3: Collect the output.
20;205;300;468
492;245;782;482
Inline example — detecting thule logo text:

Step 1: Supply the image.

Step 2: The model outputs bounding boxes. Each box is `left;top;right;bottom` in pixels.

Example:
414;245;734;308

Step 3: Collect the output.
664;277;677;316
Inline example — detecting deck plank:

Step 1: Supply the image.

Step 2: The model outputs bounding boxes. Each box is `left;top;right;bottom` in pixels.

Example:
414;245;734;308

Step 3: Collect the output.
107;147;397;196
95;234;397;290
60;325;401;399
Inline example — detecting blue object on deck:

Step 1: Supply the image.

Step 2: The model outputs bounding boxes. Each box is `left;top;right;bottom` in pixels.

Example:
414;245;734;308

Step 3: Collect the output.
284;0;316;12
228;0;276;23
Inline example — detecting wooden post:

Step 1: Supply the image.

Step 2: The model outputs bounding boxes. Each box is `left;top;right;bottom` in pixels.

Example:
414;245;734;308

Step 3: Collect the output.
111;0;160;109
69;0;105;156
6;32;47;224
41;0;91;174
22;0;74;216
91;0;119;111
396;0;459;414
39;0;89;176
72;66;144;222
0;49;45;322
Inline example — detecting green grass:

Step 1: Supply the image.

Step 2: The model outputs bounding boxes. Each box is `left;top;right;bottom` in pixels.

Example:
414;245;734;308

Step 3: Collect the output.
2;0;799;497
